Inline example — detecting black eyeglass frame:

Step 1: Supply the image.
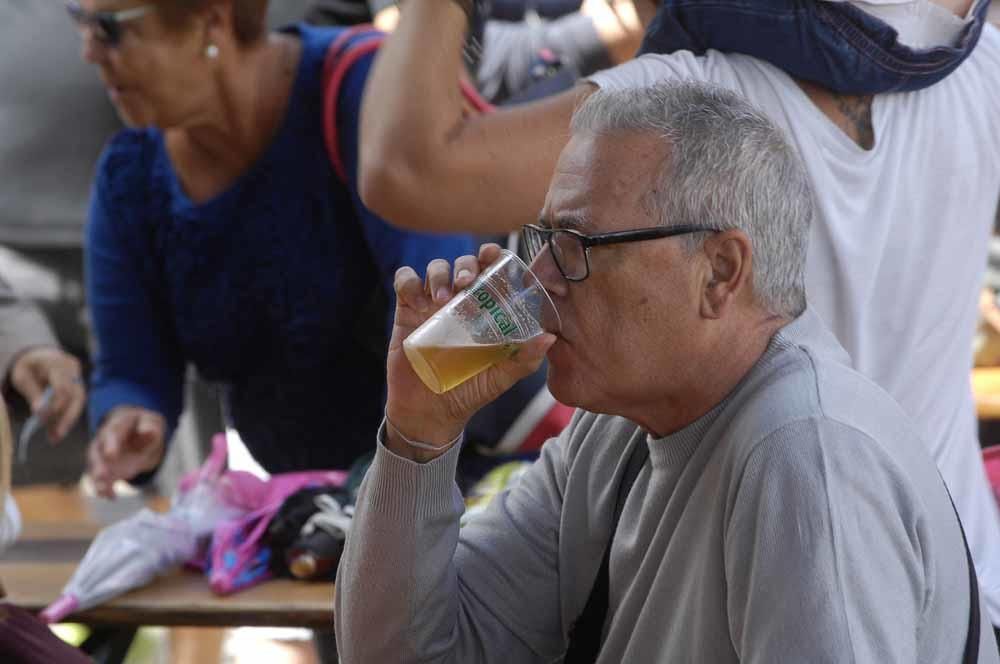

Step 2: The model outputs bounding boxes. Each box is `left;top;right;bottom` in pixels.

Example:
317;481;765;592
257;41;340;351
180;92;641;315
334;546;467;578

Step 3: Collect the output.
65;2;153;47
522;223;723;282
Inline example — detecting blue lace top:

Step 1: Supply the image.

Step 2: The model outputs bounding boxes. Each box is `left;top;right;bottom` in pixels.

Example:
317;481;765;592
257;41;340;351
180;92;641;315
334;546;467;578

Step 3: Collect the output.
86;24;476;473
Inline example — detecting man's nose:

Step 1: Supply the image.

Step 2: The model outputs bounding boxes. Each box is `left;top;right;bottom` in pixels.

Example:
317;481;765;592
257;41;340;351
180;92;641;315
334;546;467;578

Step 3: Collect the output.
529;246;569;299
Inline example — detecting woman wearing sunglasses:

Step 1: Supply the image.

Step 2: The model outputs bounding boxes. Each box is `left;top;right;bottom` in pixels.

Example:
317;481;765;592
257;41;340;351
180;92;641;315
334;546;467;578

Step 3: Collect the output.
69;1;476;496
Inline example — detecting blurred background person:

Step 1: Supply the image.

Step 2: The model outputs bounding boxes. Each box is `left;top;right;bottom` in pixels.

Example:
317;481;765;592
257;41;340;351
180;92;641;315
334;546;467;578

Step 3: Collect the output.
0;0;314;491
0;273;87;550
0;1;118;485
1;276;86;453
70;0;476;497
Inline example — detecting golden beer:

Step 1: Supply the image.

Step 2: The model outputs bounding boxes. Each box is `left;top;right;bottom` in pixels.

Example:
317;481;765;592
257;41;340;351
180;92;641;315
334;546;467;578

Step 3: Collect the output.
404;341;519;394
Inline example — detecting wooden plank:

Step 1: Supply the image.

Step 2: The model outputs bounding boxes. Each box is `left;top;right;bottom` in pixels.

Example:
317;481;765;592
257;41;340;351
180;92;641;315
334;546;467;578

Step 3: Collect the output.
1;485;336;629
12;484;168;524
0;561;335;629
974;367;1000;420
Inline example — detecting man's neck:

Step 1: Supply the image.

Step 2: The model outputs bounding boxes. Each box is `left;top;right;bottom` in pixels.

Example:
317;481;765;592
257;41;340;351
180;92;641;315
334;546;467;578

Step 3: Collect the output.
633;315;789;438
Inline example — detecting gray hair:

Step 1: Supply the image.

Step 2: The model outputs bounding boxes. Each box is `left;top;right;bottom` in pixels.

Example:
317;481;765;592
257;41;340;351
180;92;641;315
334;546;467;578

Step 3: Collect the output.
571;82;813;318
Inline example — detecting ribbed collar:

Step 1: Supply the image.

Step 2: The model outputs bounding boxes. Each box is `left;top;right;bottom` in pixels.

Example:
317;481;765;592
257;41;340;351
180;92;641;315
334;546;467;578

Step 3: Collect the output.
644;314;804;468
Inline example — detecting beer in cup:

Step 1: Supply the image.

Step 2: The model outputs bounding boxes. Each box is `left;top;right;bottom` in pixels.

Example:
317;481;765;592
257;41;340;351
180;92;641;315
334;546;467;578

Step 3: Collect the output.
403;250;560;394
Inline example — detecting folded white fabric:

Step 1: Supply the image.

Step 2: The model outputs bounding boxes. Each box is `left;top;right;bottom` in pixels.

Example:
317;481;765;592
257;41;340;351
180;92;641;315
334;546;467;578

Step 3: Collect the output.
826;0;972;49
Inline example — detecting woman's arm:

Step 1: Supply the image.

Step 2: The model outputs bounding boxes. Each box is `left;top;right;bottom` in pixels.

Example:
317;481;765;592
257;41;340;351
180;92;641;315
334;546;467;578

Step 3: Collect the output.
85;151;185;480
359;0;590;234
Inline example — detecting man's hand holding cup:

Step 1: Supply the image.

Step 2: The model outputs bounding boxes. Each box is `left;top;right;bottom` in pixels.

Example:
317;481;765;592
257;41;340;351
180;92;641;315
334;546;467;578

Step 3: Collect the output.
385;244;557;463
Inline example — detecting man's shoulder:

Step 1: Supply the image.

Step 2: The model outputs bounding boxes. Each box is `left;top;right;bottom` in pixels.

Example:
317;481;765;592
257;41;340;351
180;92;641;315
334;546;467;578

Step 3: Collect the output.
792;335;926;459
720;349;919;501
980;22;1000;55
972;23;1000;93
590;48;774;95
588;50;798;134
722;319;921;468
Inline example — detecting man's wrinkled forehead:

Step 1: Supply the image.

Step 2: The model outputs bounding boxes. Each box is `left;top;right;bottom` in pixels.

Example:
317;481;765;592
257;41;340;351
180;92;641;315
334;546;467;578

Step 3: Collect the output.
541;138;594;230
542;131;667;231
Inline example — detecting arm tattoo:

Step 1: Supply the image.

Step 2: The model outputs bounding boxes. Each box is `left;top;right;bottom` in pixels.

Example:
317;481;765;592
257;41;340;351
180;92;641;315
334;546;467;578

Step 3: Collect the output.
833;94;875;150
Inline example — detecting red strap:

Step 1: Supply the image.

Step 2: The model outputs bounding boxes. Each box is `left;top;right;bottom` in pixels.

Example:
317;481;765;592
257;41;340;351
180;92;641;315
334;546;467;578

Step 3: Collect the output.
323;35;383;184
322;27;495;184
460;78;494;114
321;24;379;82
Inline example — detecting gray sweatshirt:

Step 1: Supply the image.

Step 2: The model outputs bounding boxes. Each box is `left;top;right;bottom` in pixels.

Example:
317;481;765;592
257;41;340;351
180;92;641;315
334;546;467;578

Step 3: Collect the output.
335;309;1000;663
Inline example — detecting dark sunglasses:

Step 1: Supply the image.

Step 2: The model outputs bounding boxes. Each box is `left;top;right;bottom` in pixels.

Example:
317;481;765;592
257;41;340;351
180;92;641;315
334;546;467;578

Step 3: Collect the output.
65;2;153;47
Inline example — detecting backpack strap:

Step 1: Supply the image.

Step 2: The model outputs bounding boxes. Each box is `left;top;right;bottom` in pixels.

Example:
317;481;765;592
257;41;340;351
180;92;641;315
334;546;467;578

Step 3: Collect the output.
564;437;649;664
321;26;494;185
941;477;981;664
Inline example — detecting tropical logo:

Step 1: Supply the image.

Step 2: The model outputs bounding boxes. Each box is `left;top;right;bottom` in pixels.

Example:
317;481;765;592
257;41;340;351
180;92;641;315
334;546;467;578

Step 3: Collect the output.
472;286;517;336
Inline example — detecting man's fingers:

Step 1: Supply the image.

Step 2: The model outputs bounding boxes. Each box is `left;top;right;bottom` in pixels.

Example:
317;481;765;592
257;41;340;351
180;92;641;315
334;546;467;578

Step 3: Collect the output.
506;333;556;371
478;334;557;404
452;254;480;290
477;243;504;268
424;259;454;305
394;266;429;312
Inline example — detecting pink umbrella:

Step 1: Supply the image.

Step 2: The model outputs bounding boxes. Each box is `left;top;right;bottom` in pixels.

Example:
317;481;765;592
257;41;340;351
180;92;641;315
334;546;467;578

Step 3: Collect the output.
41;436;248;623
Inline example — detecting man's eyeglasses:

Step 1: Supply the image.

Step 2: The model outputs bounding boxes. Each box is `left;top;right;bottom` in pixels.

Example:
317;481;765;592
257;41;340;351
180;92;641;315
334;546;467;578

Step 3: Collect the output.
66;2;153;47
522;223;722;282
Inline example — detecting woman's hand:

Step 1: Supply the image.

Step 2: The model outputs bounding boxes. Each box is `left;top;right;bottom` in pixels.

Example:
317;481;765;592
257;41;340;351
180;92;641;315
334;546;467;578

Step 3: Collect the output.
87;406;166;498
9;346;86;442
385;244;556;462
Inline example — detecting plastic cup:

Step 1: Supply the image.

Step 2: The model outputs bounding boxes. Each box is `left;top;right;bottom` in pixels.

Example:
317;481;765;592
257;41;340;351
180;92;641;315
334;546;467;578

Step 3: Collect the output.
403;250;560;394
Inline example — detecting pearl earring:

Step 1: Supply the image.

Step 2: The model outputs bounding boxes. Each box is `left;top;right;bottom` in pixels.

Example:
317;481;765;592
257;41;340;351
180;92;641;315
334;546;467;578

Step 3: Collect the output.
205;43;219;59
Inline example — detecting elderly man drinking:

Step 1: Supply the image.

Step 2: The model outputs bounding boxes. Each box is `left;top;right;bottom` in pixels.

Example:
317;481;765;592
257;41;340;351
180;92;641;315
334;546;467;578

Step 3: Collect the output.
334;82;999;663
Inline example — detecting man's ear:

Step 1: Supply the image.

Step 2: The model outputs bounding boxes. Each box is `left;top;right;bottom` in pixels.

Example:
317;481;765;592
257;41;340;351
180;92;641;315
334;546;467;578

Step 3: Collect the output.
699;230;753;319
